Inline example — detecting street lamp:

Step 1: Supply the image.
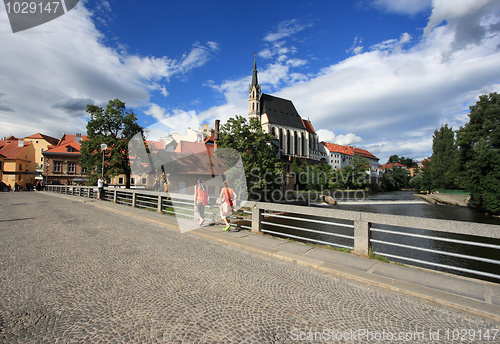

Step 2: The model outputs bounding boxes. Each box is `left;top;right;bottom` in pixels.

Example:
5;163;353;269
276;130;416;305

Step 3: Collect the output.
100;143;107;178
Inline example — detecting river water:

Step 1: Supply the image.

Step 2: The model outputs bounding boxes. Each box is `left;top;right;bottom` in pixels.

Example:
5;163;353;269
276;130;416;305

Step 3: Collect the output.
260;191;500;283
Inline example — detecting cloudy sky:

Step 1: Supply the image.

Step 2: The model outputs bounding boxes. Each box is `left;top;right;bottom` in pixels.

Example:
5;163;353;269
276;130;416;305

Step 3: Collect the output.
1;0;499;163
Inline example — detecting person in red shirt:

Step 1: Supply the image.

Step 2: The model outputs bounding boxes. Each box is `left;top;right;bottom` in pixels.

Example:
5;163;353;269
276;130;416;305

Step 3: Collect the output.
219;180;237;231
194;178;208;226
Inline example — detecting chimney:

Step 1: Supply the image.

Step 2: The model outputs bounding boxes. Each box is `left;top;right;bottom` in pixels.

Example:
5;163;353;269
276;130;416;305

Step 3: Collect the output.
18;139;24;148
214;119;220;141
75;133;82;143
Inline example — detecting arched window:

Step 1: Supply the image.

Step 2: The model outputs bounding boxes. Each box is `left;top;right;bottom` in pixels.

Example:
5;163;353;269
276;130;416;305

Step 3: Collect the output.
294;131;298;156
286;130;291;155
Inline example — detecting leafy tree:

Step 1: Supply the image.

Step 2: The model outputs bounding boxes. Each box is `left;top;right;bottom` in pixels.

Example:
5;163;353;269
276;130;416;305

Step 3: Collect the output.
387;154;416;168
216;116;283;200
80;99;143;188
336;155;371;189
456;92;500;213
381;166;411;191
430;124;459;189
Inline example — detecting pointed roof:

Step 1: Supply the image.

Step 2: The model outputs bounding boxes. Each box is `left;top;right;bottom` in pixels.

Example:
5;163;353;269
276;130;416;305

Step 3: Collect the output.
302;119;316;134
25;133;59;145
321;142;379;161
251;55;258;87
261;94;306;129
0;140;33;160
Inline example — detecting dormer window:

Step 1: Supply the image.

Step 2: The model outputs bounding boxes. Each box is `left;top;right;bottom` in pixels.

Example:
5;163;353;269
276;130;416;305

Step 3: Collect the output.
66;146;72;152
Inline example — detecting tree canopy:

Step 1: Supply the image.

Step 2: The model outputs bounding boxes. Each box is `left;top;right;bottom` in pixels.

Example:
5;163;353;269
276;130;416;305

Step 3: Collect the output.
456;92;500;213
216;116;284;200
80;99;143;188
430;124;459;189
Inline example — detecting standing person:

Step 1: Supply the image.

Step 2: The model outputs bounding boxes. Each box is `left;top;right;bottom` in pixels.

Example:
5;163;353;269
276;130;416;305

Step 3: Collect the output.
219;180;237;231
194;178;208;226
97;177;104;200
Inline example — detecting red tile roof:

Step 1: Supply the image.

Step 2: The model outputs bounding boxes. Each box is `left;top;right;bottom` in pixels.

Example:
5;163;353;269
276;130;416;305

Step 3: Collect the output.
302;119;316;134
175;141;211;154
322;142;353;155
322;142;379;160
0;140;33;160
351;147;378;161
379;162;407;169
44;134;88;154
25;133;59;145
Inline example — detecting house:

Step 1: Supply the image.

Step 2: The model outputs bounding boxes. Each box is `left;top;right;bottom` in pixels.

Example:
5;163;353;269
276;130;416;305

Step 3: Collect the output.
0;138;36;190
24;133;59;167
42;134;88;185
322;142;379;171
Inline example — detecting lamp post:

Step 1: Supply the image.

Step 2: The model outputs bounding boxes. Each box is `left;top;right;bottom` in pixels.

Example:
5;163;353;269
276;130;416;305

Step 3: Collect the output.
100;143;107;179
45;162;49;186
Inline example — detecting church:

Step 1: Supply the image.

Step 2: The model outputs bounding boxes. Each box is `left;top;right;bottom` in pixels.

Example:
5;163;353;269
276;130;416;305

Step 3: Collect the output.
247;58;323;164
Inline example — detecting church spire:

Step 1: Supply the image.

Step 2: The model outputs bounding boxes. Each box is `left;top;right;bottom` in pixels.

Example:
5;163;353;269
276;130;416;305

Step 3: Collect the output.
248;53;261;120
251;53;258;87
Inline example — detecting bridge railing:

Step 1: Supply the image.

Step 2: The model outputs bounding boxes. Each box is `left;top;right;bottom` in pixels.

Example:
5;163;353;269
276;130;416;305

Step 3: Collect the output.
46;185;500;281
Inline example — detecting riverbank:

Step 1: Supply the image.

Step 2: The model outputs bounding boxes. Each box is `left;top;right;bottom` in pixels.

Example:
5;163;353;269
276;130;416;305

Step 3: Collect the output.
414;193;470;207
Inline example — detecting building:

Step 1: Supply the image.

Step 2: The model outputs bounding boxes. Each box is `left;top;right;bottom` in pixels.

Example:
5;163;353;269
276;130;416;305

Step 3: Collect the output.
200;123;214;137
24;133;59;167
248;58;321;163
42;134;88;185
0;138;36;190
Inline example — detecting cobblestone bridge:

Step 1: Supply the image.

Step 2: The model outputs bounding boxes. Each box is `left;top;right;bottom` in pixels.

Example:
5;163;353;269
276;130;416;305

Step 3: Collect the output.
0;192;498;343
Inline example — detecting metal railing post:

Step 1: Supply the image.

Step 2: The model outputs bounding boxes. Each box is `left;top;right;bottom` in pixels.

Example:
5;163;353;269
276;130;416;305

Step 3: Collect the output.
132;191;137;208
354;219;371;256
157;195;162;213
252;204;264;233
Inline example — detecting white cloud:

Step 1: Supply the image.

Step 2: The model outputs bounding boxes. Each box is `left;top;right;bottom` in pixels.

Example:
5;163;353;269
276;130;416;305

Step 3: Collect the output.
264;19;310;42
372;0;432;15
424;0;500;49
0;4;218;138
203;7;500;164
144;104;201;140
317;129;364;146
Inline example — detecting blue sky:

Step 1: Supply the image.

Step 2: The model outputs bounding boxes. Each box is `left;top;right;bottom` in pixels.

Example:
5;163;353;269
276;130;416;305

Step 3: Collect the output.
1;0;500;163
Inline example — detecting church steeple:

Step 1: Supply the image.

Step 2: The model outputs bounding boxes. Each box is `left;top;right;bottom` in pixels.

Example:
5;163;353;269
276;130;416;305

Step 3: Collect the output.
248;54;261;120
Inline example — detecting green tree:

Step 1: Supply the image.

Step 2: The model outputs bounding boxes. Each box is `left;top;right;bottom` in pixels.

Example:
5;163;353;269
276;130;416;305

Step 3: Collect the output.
430;124;459;189
80;99;143;188
387;154;416;168
456;92;500;213
216;116;283;201
381;166;411;191
336;155;371;189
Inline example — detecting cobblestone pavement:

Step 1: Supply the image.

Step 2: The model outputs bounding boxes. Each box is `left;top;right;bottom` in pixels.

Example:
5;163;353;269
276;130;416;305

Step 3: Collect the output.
0;192;498;343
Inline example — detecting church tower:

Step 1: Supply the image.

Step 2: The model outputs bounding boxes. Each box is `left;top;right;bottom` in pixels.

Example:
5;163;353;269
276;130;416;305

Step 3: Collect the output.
248;55;261;120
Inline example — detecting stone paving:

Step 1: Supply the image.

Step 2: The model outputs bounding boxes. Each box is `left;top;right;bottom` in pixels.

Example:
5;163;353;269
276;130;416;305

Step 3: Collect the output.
0;192;499;343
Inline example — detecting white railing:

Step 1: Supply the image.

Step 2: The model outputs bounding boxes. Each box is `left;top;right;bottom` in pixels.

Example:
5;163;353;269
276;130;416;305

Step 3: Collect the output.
46;185;500;281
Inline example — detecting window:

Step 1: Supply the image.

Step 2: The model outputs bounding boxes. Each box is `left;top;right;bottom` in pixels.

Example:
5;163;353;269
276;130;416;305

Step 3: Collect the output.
66;146;72;152
68;163;75;173
118;177;124;184
41;157;43;162
19;164;22;170
36;140;39;143
54;162;61;172
141;178;147;184
82;167;86;174
131;178;135;184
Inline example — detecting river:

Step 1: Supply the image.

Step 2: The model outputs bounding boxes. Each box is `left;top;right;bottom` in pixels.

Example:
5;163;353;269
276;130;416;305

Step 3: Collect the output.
260;191;500;283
